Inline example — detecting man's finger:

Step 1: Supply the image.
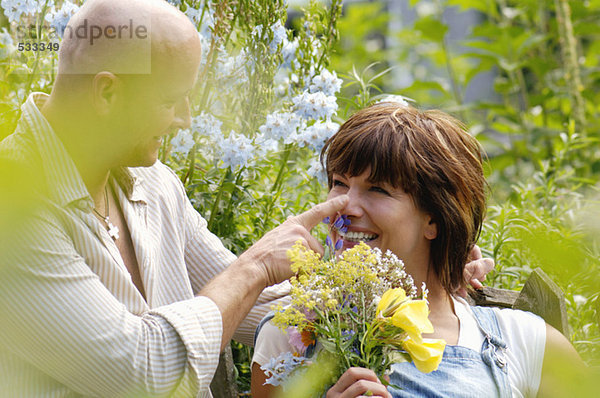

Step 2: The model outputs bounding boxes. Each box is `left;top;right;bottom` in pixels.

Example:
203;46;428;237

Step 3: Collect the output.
294;195;349;230
468;244;483;262
470;278;483;289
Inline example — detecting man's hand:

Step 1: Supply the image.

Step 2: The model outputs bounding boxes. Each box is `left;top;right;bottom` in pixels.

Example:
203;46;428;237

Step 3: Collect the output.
326;368;392;398
241;195;349;287
457;245;495;298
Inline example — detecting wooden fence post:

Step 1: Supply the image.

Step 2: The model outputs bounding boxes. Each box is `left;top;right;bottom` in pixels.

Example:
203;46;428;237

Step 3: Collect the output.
210;343;239;398
468;267;569;336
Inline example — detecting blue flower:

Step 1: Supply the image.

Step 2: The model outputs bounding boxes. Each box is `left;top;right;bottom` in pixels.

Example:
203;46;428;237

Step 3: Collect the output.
307;159;327;184
219;131;255;170
45;1;80;38
333;217;344;229
185;6;201;26
0;27;14;51
1;0;44;23
258;111;301;141
292;90;338;121
269;20;287;54
310;69;343;96
334;239;343;250
281;37;299;69
378;94;411;108
251;24;263;39
260;351;307;387
191;112;222;140
170;129;195;156
295;119;339;152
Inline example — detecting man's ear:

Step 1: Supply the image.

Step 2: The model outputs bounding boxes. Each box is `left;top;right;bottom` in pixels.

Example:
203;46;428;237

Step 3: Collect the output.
424;216;438;240
92;71;120;115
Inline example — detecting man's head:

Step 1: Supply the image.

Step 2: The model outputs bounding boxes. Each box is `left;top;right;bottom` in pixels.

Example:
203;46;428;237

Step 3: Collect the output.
47;0;201;167
321;102;487;293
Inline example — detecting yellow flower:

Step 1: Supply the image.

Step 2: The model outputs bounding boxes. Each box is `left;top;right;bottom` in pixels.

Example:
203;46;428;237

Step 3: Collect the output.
376;288;407;318
391;300;434;344
401;337;446;373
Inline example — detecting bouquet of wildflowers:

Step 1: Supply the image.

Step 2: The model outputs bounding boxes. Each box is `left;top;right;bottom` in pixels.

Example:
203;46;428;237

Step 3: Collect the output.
263;222;446;391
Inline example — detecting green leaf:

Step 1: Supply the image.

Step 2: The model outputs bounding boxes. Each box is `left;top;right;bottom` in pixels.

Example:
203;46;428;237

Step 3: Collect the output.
413;16;448;43
447;0;492;14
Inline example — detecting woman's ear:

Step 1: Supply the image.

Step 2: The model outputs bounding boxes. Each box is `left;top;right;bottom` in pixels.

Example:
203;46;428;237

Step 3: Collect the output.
424;216;438;240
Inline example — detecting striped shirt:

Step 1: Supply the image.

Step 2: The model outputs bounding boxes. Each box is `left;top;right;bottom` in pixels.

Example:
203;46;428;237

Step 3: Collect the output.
0;93;290;397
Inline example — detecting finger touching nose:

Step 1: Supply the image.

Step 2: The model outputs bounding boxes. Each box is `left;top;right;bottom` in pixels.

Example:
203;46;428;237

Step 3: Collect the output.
294;195;349;230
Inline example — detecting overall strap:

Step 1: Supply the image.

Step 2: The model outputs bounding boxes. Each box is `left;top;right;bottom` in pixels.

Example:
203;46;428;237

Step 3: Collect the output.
470;306;511;398
253;311;275;347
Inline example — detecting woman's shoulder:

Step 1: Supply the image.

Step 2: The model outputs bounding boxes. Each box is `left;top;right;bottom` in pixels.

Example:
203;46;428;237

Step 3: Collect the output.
454;296;546;397
490;305;546;337
453;295;545;335
252;320;296;367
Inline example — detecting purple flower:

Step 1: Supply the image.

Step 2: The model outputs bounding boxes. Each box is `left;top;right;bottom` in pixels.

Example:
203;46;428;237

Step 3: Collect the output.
334;239;343;250
333;214;351;230
341;294;354;308
322;216;330;224
325;236;333;248
333;216;344;229
287;327;307;355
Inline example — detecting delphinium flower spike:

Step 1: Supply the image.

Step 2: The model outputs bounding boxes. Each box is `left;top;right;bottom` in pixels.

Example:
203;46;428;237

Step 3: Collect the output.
324;213;351;254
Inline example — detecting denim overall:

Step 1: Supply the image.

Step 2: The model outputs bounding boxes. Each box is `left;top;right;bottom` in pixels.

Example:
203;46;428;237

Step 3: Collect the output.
388;306;511;397
254;306;511;397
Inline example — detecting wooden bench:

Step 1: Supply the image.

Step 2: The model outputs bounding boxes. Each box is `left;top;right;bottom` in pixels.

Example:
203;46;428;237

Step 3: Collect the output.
210;267;568;397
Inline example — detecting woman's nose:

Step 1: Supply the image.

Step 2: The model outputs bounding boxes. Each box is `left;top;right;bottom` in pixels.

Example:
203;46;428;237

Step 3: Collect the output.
342;187;365;218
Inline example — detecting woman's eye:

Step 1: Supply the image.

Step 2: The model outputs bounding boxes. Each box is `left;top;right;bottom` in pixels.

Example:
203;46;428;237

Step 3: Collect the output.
370;186;390;196
332;179;347;188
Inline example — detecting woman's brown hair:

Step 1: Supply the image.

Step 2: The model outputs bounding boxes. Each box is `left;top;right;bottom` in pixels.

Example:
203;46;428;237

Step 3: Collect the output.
320;103;487;293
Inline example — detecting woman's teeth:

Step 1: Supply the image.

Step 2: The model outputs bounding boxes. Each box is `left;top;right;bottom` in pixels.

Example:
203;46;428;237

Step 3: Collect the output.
341;231;378;242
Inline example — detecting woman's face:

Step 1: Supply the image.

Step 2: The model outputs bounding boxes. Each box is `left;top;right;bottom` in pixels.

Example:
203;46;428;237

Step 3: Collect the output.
327;169;437;272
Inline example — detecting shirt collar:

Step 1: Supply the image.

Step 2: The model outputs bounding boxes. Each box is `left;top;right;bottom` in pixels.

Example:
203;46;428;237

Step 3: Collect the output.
110;166;146;204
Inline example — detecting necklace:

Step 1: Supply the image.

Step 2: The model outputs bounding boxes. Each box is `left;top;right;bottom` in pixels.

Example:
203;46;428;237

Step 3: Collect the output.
93;185;120;240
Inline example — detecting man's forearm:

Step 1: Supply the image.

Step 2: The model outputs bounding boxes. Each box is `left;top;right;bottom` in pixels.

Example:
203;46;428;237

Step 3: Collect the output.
199;258;267;349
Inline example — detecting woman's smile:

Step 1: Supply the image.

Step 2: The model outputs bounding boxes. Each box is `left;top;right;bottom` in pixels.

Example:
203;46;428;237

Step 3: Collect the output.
328;169;436;272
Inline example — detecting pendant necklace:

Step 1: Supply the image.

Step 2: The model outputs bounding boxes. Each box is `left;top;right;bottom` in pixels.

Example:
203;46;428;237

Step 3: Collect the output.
93;185;120;240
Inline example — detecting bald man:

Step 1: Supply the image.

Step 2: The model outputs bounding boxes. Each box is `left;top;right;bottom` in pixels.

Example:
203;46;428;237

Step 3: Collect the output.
0;0;347;396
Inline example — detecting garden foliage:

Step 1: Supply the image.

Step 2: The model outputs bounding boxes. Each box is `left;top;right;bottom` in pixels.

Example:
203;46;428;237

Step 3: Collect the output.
1;0;599;393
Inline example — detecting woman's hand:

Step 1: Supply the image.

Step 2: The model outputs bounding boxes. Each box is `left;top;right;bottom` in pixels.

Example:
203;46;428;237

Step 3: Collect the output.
326;368;392;398
457;245;495;298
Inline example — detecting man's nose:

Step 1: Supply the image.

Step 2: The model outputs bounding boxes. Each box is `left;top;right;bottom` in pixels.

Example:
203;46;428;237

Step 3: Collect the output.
172;96;191;130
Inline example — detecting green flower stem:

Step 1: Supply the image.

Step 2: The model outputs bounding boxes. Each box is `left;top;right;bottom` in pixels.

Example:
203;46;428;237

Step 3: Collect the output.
207;170;229;231
222;167;246;222
25;0;52;95
316;0;342;71
182;142;197;186
554;0;586;131
259;144;292;235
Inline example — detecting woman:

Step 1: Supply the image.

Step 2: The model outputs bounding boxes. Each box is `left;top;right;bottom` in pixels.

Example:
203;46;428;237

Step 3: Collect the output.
251;102;583;397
